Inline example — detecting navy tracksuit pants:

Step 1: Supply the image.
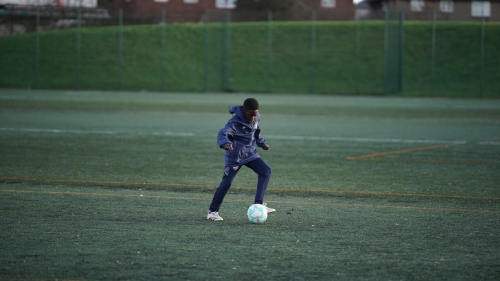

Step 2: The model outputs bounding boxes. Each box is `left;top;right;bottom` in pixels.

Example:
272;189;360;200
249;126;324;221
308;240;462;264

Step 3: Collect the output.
209;158;271;212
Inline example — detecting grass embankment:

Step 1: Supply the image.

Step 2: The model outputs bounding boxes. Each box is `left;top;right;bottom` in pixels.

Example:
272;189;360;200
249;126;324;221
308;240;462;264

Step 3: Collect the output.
0;21;499;97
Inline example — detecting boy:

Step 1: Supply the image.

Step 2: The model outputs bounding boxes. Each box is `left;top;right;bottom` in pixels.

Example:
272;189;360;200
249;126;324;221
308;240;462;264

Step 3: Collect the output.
207;98;276;221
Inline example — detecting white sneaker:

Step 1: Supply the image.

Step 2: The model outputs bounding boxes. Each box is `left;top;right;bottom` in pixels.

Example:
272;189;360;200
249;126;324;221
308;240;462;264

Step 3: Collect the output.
263;203;276;213
207;211;224;221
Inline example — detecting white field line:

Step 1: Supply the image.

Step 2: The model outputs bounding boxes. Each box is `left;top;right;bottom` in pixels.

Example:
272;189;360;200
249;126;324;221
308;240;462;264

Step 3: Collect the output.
478;141;500;145
0;128;195;137
0;127;474;144
265;135;467;144
152;132;195;137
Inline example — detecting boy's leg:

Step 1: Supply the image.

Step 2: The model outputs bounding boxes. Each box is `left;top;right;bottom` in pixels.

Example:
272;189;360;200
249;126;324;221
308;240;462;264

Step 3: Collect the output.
245;158;272;205
209;165;241;212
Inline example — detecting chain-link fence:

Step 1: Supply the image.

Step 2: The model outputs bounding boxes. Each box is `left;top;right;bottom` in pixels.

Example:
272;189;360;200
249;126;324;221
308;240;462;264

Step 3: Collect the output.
0;8;498;97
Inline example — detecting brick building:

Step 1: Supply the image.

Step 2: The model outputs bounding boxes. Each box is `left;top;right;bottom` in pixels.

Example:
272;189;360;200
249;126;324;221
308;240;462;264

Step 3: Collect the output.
109;0;355;22
387;0;499;21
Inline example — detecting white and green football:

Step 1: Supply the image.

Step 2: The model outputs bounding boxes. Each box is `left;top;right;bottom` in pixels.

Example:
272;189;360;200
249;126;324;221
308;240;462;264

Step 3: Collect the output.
247;204;268;224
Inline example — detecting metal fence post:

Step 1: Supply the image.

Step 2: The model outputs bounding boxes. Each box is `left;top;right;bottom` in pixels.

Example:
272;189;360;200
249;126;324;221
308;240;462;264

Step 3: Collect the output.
480;11;485;98
383;10;403;95
383;10;389;95
203;10;209;92
226;11;231;92
398;11;403;93
310;11;316;94
35;8;40;89
161;9;166;92
220;11;227;92
267;10;273;93
431;10;436;97
355;12;361;94
76;8;81;90
118;9;123;91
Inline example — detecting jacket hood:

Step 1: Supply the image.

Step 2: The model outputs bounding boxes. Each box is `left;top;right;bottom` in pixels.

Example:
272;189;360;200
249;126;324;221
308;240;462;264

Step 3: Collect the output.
229;105;260;124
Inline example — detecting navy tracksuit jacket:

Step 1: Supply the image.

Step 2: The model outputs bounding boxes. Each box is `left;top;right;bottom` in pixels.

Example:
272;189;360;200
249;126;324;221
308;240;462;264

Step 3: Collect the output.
209;105;272;212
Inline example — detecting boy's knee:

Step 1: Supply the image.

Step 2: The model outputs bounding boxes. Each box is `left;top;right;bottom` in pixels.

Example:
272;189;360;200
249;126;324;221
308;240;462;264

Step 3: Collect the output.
264;166;272;177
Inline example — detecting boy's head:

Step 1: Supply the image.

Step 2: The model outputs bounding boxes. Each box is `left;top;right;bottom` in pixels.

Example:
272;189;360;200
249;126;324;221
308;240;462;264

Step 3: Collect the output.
242;98;259;123
243;98;259;111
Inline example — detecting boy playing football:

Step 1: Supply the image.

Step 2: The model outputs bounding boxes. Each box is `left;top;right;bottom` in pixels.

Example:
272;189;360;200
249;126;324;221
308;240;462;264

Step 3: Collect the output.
207;98;276;221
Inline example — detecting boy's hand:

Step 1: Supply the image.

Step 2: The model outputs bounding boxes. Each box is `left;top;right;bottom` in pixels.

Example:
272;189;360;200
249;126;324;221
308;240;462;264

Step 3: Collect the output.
262;145;270;150
224;143;233;150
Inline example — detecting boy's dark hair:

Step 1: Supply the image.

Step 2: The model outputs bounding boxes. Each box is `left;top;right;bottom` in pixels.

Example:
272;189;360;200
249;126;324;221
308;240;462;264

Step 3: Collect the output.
243;98;259;111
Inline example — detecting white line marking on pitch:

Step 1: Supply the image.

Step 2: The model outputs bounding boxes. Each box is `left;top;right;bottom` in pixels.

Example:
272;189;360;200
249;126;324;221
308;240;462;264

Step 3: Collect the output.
478;142;500;145
265;135;466;144
0;128;195;137
1;128;472;144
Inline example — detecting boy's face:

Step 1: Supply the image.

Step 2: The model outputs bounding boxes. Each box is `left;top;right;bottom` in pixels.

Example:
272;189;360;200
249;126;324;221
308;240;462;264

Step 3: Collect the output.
243;108;258;123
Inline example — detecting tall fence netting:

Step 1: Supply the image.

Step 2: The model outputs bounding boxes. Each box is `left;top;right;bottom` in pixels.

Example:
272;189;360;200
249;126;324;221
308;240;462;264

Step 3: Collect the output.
0;8;498;97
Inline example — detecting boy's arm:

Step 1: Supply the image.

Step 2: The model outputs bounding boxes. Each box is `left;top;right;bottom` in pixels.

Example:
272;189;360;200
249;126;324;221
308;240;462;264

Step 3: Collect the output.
255;127;270;150
217;122;235;150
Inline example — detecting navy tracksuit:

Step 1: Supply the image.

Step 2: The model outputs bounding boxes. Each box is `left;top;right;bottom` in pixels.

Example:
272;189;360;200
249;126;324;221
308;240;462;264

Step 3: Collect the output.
209;105;272;212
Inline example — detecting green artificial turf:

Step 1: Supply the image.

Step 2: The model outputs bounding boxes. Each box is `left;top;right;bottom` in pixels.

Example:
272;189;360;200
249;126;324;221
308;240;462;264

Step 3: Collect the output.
0;90;499;280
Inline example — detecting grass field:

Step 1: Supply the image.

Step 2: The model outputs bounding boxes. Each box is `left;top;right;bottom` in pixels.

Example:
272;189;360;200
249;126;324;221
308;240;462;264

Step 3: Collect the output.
1;90;499;280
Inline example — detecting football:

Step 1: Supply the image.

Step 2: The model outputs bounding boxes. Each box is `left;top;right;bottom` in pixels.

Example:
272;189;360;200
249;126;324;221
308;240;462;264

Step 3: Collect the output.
247;204;268;224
